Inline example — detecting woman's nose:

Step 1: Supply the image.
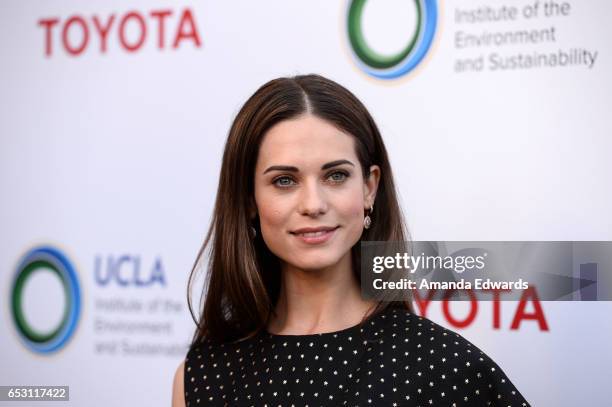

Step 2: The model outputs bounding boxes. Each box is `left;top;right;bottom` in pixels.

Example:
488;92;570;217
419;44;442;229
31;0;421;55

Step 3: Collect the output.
298;179;328;216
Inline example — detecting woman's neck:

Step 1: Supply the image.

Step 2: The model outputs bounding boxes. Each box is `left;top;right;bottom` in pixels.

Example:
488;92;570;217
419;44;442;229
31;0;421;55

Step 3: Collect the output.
266;253;378;335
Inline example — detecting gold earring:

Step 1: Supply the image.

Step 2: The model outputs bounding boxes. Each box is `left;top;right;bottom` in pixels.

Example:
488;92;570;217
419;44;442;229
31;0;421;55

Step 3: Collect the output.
364;204;373;229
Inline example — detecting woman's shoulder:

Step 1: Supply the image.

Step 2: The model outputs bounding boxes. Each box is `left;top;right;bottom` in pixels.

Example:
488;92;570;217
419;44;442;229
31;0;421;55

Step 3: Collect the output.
184;333;259;369
171;361;185;407
379;307;492;353
381;307;513;373
376;307;531;405
184;335;225;363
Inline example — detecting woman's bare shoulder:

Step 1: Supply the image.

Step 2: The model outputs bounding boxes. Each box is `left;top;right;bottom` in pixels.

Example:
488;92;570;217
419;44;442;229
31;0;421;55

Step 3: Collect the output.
171;360;186;407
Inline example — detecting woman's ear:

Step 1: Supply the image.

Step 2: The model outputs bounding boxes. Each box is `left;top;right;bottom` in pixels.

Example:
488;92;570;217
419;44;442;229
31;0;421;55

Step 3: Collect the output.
248;198;258;220
364;165;381;208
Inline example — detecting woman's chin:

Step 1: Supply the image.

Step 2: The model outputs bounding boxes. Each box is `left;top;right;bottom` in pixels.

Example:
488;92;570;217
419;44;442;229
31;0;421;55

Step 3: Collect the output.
289;254;345;272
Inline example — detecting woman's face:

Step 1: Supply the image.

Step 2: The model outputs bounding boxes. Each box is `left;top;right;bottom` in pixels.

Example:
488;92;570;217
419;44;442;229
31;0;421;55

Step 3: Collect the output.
253;114;379;272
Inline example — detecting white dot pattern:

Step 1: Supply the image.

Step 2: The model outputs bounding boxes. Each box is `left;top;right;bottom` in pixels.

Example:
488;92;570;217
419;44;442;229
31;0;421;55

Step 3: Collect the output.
184;307;530;406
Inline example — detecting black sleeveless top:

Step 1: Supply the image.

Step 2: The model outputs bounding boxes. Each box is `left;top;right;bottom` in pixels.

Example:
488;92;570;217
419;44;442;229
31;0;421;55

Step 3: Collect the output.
184;307;530;406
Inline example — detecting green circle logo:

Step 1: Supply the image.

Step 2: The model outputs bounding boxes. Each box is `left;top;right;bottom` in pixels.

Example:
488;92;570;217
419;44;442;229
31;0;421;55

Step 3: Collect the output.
347;0;438;79
10;246;81;354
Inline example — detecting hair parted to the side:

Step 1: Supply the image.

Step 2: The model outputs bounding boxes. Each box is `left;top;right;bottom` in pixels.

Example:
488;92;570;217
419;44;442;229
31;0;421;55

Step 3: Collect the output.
187;74;413;346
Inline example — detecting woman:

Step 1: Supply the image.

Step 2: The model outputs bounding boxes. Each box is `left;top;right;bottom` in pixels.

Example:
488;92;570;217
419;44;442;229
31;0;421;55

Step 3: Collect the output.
172;74;530;406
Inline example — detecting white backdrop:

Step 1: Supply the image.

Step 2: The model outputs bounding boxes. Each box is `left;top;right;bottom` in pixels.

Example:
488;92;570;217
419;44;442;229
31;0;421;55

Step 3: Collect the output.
1;0;611;406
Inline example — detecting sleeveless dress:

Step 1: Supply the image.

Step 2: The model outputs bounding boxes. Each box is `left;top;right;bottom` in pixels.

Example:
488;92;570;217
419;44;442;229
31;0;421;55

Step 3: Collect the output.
183;307;530;406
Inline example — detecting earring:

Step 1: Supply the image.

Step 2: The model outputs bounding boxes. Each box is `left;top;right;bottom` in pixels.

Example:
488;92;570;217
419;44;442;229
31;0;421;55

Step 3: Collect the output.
250;225;257;238
364;204;374;229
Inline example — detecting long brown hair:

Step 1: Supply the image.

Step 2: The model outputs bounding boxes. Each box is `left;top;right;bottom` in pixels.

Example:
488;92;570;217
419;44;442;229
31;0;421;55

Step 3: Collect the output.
188;74;412;345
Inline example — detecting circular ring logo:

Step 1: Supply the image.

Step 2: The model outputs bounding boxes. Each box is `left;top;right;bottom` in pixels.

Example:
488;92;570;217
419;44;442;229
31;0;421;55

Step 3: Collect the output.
347;0;438;79
10;246;81;354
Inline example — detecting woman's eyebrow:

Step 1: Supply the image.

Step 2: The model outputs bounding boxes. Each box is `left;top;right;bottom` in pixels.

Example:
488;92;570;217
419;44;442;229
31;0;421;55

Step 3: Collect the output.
263;159;355;174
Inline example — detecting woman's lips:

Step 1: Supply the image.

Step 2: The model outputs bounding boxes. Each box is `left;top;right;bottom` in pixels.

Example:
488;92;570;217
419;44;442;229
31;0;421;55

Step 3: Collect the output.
292;226;339;244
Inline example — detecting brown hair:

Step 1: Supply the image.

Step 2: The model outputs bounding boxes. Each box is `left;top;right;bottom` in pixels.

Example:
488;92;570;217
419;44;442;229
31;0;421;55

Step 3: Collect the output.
188;74;412;345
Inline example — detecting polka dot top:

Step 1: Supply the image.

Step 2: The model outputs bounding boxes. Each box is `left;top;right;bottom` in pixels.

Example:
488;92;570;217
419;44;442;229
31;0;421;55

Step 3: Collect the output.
183;307;530;406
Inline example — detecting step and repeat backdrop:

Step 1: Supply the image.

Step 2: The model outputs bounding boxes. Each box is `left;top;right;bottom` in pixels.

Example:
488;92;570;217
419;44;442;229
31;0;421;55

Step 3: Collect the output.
1;1;610;406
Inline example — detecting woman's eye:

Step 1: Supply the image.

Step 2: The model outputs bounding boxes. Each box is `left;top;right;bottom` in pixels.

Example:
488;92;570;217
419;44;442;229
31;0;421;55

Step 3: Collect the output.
328;171;348;182
273;176;296;187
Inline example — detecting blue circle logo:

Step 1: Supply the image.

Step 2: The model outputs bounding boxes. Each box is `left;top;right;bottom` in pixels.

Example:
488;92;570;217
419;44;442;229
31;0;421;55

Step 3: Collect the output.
10;246;81;354
347;0;438;79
